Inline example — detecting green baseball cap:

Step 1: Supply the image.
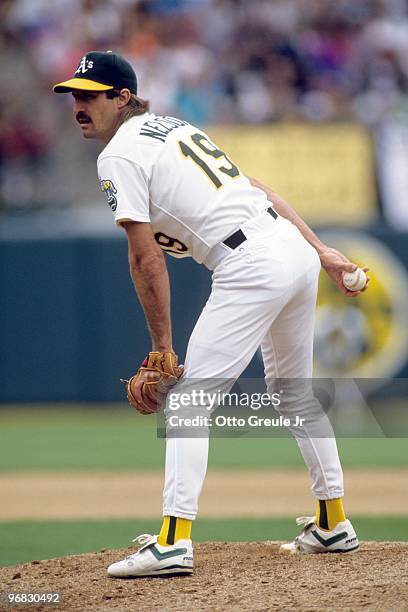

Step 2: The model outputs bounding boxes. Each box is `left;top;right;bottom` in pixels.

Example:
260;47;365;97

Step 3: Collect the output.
53;51;137;94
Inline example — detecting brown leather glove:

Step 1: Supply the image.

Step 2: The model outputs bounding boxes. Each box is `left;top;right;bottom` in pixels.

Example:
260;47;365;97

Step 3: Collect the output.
122;351;184;415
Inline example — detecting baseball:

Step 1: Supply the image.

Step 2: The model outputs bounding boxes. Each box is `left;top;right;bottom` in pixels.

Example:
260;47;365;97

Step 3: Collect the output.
342;268;367;292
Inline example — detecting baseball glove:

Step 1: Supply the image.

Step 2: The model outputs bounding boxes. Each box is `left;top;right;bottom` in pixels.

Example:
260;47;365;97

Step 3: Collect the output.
122;351;183;415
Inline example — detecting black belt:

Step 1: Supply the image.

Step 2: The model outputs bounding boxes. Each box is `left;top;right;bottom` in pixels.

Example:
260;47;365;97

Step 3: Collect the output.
223;207;277;250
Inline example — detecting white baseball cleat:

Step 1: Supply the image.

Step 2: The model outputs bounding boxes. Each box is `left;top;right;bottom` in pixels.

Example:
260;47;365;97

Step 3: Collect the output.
107;534;193;578
280;516;359;555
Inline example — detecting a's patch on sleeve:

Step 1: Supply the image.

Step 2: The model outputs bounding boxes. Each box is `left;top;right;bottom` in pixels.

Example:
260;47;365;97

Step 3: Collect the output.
97;155;150;223
99;178;118;212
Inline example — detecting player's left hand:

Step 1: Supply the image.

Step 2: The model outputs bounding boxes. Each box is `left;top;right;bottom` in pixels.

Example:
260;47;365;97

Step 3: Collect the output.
121;351;184;414
319;247;370;297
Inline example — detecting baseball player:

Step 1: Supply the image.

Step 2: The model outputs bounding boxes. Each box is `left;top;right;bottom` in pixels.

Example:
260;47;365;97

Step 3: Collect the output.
54;51;366;577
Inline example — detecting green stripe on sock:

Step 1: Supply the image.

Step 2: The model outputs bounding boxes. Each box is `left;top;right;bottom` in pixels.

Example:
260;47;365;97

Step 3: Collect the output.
318;500;329;530
167;516;177;545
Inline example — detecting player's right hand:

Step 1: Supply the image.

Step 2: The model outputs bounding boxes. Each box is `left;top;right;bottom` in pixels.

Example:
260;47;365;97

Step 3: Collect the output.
319;247;369;297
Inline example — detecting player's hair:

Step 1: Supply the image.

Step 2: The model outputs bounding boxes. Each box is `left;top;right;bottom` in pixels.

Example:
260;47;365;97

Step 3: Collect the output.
106;89;150;122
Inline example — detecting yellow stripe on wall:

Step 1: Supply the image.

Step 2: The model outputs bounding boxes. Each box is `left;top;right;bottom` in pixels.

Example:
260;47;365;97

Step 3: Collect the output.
208;123;376;227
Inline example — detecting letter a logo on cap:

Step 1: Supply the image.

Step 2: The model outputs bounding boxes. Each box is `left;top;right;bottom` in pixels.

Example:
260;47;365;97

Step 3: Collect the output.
76;56;94;74
53;51;137;94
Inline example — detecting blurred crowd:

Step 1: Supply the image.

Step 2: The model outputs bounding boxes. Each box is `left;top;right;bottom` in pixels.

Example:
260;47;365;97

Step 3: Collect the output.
2;0;408;209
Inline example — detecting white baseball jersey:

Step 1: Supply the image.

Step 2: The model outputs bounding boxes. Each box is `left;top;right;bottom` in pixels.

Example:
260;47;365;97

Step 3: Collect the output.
97;113;269;263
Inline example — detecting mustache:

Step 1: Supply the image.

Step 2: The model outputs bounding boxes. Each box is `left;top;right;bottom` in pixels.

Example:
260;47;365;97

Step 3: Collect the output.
76;112;91;123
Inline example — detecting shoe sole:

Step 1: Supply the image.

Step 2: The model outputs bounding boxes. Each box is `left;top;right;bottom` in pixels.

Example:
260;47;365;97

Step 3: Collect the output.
109;566;193;578
280;544;360;555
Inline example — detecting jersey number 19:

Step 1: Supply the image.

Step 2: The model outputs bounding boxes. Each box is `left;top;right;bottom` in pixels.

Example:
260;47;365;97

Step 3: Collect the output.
178;133;240;189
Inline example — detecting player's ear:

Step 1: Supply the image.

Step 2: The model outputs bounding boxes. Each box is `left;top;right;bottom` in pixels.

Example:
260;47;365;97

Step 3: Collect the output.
116;88;131;110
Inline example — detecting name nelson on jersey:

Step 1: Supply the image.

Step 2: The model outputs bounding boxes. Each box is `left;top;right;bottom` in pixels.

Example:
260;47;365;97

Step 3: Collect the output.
140;116;189;143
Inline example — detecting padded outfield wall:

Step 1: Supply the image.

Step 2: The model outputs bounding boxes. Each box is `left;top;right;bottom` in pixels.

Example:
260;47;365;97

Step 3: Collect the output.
1;224;408;403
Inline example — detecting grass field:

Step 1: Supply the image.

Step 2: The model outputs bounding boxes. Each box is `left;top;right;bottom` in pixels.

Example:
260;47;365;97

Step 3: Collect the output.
1;517;407;567
1;406;408;470
1;406;407;567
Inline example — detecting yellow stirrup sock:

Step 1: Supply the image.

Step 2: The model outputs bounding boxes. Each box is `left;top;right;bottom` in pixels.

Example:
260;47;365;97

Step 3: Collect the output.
157;516;192;546
316;499;346;531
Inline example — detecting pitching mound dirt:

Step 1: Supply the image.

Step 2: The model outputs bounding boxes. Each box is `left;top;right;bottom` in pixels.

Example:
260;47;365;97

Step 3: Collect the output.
1;542;408;611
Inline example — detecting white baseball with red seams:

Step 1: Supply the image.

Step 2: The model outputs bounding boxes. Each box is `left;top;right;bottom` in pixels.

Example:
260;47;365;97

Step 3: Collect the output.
343;268;367;292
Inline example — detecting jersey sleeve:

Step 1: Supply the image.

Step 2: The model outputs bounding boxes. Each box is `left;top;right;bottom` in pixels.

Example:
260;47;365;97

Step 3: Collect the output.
97;155;150;225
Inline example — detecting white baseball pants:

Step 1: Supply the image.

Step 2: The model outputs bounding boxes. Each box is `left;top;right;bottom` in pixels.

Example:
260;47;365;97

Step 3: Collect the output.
163;214;344;520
